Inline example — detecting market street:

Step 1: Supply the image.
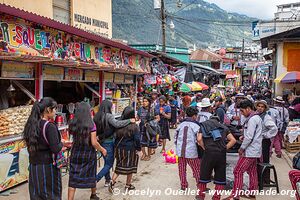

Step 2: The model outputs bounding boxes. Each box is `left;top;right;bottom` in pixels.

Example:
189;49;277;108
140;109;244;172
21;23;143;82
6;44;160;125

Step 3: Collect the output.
1;130;295;200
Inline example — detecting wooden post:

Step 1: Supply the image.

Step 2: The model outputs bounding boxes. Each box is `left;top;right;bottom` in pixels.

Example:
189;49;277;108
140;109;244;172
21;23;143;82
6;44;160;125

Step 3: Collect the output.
99;71;103;104
35;63;43;100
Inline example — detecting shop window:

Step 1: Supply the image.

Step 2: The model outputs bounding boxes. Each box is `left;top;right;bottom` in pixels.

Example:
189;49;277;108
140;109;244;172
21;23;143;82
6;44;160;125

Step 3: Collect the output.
53;0;71;25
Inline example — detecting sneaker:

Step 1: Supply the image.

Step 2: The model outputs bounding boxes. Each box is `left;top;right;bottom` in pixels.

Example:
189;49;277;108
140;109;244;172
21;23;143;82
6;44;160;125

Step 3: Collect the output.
90;193;100;200
104;180;110;187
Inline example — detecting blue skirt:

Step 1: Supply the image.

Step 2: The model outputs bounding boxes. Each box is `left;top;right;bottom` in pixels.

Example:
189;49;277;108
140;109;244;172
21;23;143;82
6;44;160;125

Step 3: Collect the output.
68;145;97;188
29;163;62;200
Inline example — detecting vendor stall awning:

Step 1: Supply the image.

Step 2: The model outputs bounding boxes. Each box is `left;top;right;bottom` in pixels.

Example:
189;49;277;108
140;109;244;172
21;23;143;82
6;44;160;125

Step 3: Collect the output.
274;71;300;83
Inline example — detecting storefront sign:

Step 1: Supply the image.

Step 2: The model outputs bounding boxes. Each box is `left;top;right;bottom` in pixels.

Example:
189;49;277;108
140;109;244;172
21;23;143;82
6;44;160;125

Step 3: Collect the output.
1;61;34;78
64;68;83;81
85;70;99;82
42;65;64;80
0;140;28;192
0;17;150;73
104;72;114;82
114;73;124;83
124;75;134;84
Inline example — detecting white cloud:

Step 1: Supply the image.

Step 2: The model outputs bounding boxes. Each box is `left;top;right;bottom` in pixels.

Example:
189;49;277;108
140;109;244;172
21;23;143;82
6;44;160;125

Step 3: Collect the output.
205;0;298;19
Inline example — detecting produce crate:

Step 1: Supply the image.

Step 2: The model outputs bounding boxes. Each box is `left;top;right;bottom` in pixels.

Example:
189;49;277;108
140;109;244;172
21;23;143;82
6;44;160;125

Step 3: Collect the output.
284;135;300;153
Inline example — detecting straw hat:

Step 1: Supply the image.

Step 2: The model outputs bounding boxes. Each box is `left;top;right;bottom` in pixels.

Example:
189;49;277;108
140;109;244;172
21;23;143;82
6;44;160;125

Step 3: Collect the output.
151;89;158;94
255;100;269;111
273;96;285;104
197;98;212;108
235;93;246;98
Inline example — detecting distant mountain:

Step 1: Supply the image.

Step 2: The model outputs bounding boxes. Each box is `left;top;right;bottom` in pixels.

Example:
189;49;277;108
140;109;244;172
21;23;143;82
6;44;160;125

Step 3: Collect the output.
112;0;257;48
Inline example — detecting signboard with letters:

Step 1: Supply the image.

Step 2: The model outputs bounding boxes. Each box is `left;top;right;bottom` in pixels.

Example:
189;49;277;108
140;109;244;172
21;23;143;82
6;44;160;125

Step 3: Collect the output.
1;61;34;78
42;65;64;80
64;68;83;81
84;70;99;82
104;72;114;82
124;74;134;84
114;73;124;83
0;16;150;73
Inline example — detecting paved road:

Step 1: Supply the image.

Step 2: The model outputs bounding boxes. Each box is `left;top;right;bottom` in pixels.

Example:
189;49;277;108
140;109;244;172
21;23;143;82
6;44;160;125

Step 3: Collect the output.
1;130;295;200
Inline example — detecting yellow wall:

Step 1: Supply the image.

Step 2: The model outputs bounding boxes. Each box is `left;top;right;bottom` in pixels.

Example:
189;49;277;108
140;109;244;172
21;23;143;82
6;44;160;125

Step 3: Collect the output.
72;0;112;38
2;0;53;18
1;0;112;38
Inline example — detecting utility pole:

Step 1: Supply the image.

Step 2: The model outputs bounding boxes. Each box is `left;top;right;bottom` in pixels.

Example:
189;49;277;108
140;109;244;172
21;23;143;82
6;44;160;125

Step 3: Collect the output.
241;38;245;86
161;0;166;53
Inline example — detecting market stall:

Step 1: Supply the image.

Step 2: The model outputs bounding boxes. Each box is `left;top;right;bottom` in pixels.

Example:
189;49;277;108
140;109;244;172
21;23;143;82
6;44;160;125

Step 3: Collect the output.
0;5;151;192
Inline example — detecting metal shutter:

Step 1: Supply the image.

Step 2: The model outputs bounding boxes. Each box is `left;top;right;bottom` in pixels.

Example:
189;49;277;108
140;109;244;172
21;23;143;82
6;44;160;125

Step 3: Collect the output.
53;0;70;25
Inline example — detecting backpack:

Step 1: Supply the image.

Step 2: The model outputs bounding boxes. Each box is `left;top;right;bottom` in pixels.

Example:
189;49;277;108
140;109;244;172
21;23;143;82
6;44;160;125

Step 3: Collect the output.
200;125;222;141
260;112;277;139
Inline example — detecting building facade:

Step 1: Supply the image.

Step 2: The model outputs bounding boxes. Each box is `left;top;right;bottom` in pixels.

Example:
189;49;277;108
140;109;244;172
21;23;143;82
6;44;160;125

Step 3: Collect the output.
0;0;112;38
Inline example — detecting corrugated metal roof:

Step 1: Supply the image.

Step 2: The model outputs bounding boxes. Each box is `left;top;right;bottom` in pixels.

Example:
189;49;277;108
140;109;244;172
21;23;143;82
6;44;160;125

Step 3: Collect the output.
0;3;152;58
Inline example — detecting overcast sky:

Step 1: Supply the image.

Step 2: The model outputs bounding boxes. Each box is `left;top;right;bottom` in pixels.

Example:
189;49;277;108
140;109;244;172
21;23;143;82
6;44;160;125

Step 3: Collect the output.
205;0;298;19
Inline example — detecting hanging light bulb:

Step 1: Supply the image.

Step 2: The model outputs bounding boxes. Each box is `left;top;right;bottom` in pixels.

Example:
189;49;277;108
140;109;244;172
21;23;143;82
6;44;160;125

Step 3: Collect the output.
169;20;175;30
7;81;15;92
177;0;183;8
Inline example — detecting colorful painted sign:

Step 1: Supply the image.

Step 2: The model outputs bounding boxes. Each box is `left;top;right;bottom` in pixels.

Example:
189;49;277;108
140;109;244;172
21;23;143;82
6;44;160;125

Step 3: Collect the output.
64;68;83;81
42;65;64;80
1;61;34;78
114;73;124;83
85;70;99;82
0;17;150;73
104;72;114;82
0;140;28;192
124;75;134;84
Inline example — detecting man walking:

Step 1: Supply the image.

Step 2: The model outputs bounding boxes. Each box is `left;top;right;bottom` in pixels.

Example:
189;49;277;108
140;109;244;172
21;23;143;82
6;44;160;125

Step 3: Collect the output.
224;99;263;200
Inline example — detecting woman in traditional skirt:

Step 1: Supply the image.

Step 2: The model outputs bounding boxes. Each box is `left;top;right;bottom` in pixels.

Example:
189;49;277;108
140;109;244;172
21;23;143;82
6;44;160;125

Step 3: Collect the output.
137;97;158;161
23;97;67;200
68;102;107;200
169;95;178;129
108;106;141;192
155;96;171;153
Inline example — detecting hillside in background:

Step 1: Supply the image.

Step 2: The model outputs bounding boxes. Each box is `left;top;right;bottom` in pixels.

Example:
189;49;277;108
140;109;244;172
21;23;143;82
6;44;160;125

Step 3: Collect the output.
112;0;257;48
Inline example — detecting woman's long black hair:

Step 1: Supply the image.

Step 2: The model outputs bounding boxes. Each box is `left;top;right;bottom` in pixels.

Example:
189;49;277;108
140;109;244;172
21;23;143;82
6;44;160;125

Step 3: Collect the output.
115;106;138;138
69;102;94;145
143;97;152;111
93;99;112;136
23;97;57;153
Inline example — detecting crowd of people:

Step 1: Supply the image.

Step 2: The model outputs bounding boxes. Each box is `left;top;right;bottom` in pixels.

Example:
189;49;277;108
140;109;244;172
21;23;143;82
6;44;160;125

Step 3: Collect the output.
21;84;300;200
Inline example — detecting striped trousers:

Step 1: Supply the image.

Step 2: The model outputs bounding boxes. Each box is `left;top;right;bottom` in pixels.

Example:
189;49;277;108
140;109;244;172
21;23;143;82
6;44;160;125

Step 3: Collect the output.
198;183;224;200
289;170;300;200
178;157;201;189
270;132;283;156
232;157;258;199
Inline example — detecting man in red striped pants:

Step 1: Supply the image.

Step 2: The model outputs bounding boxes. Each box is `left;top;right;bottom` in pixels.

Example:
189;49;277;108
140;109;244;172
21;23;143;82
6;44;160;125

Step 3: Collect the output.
175;107;201;190
224;100;263;200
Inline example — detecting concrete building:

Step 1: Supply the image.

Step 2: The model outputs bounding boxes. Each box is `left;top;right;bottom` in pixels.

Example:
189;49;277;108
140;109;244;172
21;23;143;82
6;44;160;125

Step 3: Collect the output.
0;0;112;38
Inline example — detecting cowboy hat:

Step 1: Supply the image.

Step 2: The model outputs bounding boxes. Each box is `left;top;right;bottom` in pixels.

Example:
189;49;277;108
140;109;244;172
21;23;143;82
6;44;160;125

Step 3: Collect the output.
273;96;285;104
255;100;269;111
235;93;246;98
197;98;212;108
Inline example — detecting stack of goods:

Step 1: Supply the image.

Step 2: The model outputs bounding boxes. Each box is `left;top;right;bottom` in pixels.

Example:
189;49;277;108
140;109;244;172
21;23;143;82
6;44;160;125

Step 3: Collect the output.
0;105;32;137
284;121;300;153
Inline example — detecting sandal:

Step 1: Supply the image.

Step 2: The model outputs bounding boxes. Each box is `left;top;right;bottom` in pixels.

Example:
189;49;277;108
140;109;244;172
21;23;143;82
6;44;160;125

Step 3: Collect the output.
141;155;146;160
125;184;135;190
150;150;155;155
108;180;116;194
144;156;151;161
